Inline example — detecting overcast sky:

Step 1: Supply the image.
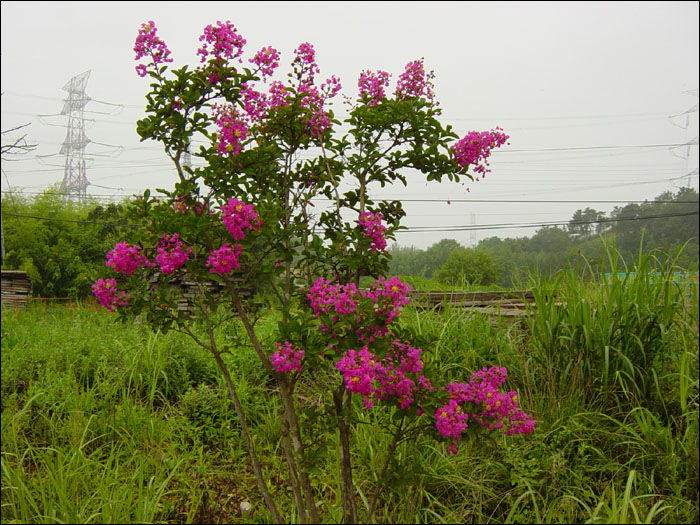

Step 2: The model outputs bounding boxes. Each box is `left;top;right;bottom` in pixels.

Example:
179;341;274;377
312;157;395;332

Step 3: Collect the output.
1;1;698;249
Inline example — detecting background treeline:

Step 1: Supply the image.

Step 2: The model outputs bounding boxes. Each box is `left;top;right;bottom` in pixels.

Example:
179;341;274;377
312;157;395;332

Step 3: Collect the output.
1;189;139;298
389;187;699;288
1;187;698;297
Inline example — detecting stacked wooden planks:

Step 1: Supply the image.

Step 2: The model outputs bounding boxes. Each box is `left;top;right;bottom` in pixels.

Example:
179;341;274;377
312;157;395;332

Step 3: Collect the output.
408;290;551;318
149;273;257;316
1;270;33;308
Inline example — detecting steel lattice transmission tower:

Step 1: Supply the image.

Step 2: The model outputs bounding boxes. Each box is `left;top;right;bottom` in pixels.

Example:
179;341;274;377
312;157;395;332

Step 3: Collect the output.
59;70;91;203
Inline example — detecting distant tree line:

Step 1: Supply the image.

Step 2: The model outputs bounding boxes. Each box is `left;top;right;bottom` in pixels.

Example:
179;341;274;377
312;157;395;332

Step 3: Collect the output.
1;187;697;296
1;189;140;298
389;187;699;288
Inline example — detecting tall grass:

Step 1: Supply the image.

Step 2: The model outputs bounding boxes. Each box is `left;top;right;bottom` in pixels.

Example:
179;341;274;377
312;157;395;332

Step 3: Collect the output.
2;242;698;523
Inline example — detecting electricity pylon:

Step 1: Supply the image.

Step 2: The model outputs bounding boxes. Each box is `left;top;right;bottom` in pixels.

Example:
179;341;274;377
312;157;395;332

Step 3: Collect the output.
59;70;91;203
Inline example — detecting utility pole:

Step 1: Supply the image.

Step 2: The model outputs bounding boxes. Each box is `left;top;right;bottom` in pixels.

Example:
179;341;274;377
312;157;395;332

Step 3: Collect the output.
59;71;91;204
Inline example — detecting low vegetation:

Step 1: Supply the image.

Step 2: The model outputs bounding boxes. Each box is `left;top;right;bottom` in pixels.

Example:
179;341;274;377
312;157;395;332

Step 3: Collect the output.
2;246;697;523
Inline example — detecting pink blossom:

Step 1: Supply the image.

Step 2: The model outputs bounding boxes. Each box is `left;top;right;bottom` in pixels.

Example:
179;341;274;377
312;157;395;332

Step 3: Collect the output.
213;104;248;156
358;70;391;106
435;399;469;440
440;366;537;443
361;276;412;324
321;75;342;99
240;84;269;123
298;84;331;138
206;243;242;274
267;81;289;112
271;342;305;373
451;128;510;177
133;21;173;77
335;346;384;407
106;242;152;276
395;59;434;101
197;20;246;64
293;42;320;84
155;233;191;274
358;211;387;252
91;278;130;312
307;278;360;317
249;46;280;79
221;198;261;240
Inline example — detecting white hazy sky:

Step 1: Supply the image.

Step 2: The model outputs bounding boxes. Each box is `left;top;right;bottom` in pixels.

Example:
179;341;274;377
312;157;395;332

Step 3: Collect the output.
1;1;698;249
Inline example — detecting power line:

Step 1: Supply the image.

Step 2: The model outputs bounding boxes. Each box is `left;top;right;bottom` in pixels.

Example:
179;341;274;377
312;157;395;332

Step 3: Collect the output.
3;210;696;233
3;189;696;205
400;211;699;233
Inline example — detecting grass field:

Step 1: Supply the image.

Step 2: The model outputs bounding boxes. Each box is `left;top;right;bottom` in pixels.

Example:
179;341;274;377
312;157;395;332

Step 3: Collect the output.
2;253;698;523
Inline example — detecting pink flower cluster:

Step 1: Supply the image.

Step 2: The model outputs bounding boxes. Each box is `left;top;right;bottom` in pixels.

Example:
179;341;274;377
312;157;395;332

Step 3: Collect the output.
308;276;412;326
106;242;152;276
358;212;387;252
395;59;434;101
91;278;131;312
197;20;246;64
292;42;321;84
240;85;270;123
362;276;412;324
308;279;360;317
134;21;173;77
155;233;192;274
435;366;537;454
335;340;433;410
270;341;305;373
213;104;248;156
249;46;280;79
206;243;242;274
373;340;434;409
221;198;261;240
358;70;391;106
451;128;510;177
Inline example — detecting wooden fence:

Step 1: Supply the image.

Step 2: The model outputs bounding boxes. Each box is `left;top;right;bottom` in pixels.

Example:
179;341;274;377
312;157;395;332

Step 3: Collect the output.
408;290;557;318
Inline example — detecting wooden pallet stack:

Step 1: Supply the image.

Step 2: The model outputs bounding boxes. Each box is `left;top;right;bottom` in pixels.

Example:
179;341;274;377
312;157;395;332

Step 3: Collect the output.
1;270;33;308
408;290;549;318
148;273;257;316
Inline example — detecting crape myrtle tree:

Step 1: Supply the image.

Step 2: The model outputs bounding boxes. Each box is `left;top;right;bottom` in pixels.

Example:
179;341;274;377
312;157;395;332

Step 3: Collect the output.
93;20;535;523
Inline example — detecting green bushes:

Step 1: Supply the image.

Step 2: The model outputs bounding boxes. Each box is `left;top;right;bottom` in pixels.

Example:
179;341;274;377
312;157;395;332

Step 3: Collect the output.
2;246;698;523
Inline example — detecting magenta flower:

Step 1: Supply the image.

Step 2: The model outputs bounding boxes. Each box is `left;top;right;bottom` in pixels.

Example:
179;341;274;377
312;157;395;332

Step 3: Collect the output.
240;84;269;123
335;346;384;407
358;211;387;252
358;70;391;106
451;128;510;177
221;198;261;240
91;278;130;312
206;243;242;274
197;20;246;64
155;233;191;274
106;242;152;276
267;81;289;112
435;399;470;440
213;104;248;156
271;342;305;373
293;42;320;84
307;278;360;317
436;366;536;453
250;46;280;79
133;21;173;77
361;276;412;324
395;59;434;101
